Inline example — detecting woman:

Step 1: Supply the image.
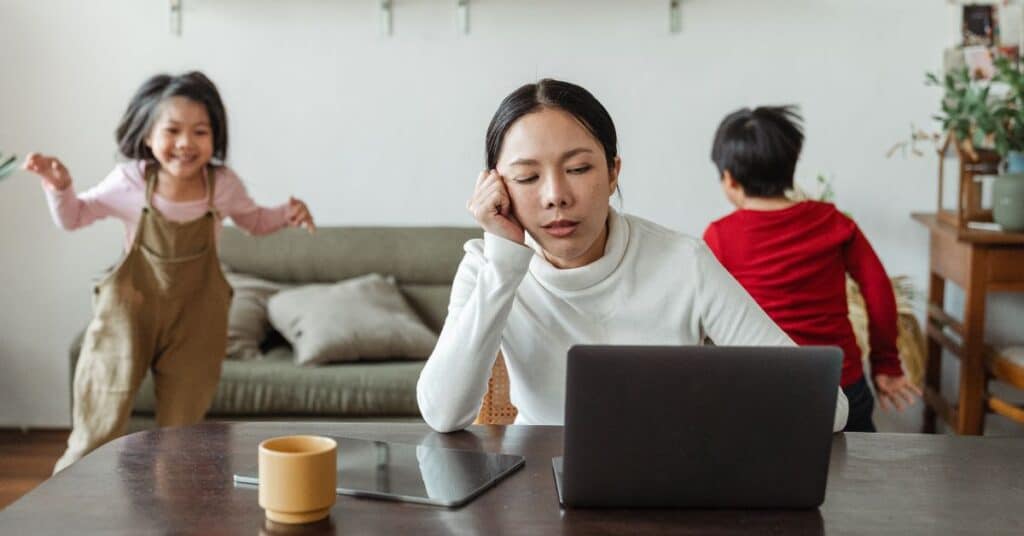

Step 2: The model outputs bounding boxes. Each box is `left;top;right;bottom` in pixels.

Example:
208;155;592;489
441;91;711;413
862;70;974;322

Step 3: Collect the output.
416;79;848;433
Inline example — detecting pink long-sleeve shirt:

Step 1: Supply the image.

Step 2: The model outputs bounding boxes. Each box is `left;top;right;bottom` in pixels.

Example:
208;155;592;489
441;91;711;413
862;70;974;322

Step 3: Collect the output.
43;161;289;249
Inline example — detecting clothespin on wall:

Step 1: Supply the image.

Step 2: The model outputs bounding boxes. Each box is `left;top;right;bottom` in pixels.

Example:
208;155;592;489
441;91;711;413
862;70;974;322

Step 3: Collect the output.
457;0;470;35
170;0;182;36
381;0;394;36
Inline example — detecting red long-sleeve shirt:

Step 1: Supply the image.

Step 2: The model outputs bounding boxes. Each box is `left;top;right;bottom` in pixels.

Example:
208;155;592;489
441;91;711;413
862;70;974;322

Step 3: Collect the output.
703;201;902;387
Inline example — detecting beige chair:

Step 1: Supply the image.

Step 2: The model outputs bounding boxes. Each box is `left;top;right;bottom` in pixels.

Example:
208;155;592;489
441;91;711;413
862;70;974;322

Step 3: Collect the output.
847;276;926;386
475;352;518;425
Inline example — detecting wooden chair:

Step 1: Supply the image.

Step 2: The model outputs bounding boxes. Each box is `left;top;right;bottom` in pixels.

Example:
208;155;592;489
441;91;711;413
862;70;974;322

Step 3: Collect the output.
984;346;1024;425
846;276;926;386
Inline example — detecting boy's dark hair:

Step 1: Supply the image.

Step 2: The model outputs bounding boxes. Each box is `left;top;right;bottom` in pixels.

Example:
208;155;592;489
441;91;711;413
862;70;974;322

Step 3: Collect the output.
115;71;228;165
486;78;618;173
710;105;804;197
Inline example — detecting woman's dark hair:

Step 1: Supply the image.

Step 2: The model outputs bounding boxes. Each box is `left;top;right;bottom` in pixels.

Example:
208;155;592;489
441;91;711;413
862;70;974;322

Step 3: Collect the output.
485;79;618;172
710;105;804;197
115;71;228;165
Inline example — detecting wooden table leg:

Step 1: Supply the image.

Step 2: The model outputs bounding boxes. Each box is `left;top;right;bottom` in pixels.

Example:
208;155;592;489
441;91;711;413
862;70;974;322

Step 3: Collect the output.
923;272;945;434
957;248;989;435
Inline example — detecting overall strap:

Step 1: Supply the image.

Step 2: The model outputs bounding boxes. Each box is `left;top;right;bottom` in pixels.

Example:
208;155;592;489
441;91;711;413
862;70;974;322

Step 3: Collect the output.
205;166;217;209
144;163;158;209
205;166;220;221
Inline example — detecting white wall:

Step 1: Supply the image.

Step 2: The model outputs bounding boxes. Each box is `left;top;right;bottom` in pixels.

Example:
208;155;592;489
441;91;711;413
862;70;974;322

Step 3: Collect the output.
1;0;1020;430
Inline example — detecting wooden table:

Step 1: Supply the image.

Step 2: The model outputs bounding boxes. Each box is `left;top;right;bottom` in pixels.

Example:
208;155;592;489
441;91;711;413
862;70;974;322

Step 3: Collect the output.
2;422;1023;535
912;213;1024;435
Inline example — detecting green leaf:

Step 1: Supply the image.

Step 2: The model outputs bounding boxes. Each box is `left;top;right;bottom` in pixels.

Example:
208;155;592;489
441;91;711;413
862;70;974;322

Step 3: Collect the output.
0;153;17;180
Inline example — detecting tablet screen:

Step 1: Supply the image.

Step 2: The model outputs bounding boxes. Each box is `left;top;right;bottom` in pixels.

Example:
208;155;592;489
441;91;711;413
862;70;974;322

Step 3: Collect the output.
233;436;525;507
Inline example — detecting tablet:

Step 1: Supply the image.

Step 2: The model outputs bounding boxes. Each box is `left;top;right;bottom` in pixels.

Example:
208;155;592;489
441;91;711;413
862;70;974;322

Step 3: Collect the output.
233;436;525;507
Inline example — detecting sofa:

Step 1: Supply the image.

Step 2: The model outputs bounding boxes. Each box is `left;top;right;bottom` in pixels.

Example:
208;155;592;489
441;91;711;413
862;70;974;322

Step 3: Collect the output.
69;226;926;430
69;226;481;429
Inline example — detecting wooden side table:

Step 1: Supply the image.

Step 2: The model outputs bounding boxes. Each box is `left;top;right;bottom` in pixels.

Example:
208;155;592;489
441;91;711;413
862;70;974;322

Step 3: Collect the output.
913;213;1024;435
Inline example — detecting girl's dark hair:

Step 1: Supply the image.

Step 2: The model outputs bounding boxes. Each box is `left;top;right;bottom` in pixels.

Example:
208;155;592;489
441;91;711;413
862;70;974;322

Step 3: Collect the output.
710;105;804;197
485;79;618;172
115;71;228;165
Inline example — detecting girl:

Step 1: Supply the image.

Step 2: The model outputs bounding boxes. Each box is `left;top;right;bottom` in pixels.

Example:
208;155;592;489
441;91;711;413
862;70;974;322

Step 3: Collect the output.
23;71;315;472
416;79;849;433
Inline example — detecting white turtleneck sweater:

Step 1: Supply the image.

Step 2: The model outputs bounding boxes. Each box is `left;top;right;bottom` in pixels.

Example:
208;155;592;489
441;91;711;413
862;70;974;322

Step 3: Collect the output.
416;210;849;433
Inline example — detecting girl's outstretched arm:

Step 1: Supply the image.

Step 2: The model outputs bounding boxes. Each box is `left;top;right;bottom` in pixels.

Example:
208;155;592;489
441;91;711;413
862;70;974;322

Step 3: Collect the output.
25;153;122;231
216;167;291;236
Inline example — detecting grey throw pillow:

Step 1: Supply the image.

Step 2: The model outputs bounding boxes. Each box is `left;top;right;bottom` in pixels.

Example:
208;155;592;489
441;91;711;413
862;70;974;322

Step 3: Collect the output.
224;270;289;360
267;273;439;366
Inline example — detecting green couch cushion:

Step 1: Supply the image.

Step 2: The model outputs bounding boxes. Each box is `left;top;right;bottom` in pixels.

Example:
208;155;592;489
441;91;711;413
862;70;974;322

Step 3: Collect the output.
399;284;455;333
133;346;425;417
268;274;439;366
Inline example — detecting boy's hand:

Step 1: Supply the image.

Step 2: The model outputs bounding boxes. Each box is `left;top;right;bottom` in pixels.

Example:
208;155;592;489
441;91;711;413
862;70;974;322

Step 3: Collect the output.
23;153;72;192
873;373;922;412
467;169;524;244
287;196;315;234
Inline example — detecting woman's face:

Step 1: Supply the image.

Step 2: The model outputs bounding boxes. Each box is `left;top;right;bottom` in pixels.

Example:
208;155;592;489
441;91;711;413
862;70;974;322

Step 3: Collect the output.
496;107;620;269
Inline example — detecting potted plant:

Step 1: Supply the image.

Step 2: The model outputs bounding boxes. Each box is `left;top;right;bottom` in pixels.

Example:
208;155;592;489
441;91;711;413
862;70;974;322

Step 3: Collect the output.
985;58;1024;231
900;64;1024;232
927;66;997;158
888;68;990;159
916;68;1003;228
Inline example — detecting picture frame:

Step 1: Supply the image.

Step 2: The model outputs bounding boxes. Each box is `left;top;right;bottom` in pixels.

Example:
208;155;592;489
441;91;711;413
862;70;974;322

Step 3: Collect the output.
963;4;999;47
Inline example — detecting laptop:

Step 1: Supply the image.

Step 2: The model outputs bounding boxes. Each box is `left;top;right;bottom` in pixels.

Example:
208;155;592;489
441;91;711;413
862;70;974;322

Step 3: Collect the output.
552;345;842;509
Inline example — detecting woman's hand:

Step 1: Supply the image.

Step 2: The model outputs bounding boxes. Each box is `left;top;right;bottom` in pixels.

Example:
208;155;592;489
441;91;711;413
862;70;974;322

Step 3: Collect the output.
467;170;524;244
287;196;316;234
23;153;72;192
873;374;922;412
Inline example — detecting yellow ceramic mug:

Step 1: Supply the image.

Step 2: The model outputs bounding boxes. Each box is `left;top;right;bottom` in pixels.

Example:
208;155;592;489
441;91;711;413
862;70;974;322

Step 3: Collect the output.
258;435;337;524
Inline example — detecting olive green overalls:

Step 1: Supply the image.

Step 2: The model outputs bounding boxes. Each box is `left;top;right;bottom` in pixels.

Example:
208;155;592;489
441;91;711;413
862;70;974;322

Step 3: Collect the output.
54;167;233;473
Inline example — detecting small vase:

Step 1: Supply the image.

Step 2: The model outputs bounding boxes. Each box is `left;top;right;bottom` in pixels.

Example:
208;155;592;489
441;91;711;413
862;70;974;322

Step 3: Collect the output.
1007;151;1024;174
993;173;1024;232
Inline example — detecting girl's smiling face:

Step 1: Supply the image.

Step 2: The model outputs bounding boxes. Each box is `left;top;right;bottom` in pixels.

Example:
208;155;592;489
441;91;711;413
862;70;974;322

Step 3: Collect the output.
496;107;620;269
145;96;214;182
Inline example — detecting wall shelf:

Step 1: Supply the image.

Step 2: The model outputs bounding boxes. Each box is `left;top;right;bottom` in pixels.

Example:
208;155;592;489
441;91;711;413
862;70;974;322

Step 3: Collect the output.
166;1;683;37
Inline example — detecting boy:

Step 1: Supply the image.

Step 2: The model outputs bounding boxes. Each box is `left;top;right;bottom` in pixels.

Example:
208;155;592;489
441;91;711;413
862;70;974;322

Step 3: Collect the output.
702;105;920;432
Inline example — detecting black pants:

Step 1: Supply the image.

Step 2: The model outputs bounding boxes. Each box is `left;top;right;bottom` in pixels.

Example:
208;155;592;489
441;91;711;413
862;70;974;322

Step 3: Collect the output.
842;377;877;433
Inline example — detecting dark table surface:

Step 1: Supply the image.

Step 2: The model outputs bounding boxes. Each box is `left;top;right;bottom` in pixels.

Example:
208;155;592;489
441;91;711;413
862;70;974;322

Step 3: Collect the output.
1;422;1022;535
